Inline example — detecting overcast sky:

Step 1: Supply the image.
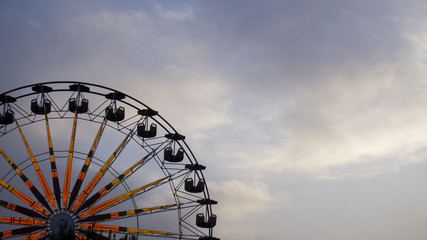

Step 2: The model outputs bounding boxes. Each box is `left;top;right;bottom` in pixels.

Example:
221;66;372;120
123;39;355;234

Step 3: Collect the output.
2;1;427;239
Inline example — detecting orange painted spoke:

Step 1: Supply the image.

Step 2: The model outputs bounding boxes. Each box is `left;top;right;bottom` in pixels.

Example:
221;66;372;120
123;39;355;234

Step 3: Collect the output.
16;121;56;210
45;114;61;209
38;234;49;240
72;130;132;211
80;203;179;222
78;223;180;236
0;178;49;216
0;226;44;238
0;146;52;212
20;231;46;240
0;216;45;225
63;111;78;208
77;150;155;212
79;176;169;217
68;119;105;210
75;231;87;240
0;199;46;219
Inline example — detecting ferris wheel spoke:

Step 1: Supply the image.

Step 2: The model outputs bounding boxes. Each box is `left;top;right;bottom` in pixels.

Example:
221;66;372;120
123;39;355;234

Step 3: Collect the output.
68;119;106;210
20;230;46;240
0;199;46;219
15;121;56;211
44;114;61;209
75;231;87;240
76;150;156;212
0;226;44;238
0;147;52;212
115;170;188;205
72;130;133;212
78;223;181;236
0;178;49;216
37;234;49;240
79;203;180;222
78;175;170;217
0;216;45;225
63;111;78;208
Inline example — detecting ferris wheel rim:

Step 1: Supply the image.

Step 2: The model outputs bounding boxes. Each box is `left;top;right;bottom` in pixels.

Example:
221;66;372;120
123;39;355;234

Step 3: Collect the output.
0;81;218;240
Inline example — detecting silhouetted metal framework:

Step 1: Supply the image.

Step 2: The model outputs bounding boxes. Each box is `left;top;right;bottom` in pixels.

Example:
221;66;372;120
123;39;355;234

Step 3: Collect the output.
0;82;218;240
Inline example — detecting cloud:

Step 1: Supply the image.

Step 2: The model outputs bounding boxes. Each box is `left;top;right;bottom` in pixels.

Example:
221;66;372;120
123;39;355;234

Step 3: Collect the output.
178;0;427;179
209;179;292;239
216;60;427;178
154;3;194;21
211;179;291;218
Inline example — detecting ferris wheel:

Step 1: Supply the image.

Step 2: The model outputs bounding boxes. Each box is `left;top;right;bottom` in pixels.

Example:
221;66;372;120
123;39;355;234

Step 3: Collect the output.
0;82;218;240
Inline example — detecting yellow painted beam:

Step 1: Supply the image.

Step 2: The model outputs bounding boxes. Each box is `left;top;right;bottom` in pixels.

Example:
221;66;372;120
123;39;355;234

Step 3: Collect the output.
63;111;78;208
0;199;46;219
20;230;46;240
78;223;180;236
0;178;49;215
72;130;132;211
68;119;105;209
79;175;169;217
75;232;87;240
0;146;52;212
0;216;45;225
16;120;56;210
80;203;179;222
45;114;61;209
76;150;155;212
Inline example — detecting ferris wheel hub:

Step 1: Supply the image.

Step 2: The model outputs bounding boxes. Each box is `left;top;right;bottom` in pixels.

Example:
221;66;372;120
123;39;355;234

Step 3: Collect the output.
46;208;78;235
